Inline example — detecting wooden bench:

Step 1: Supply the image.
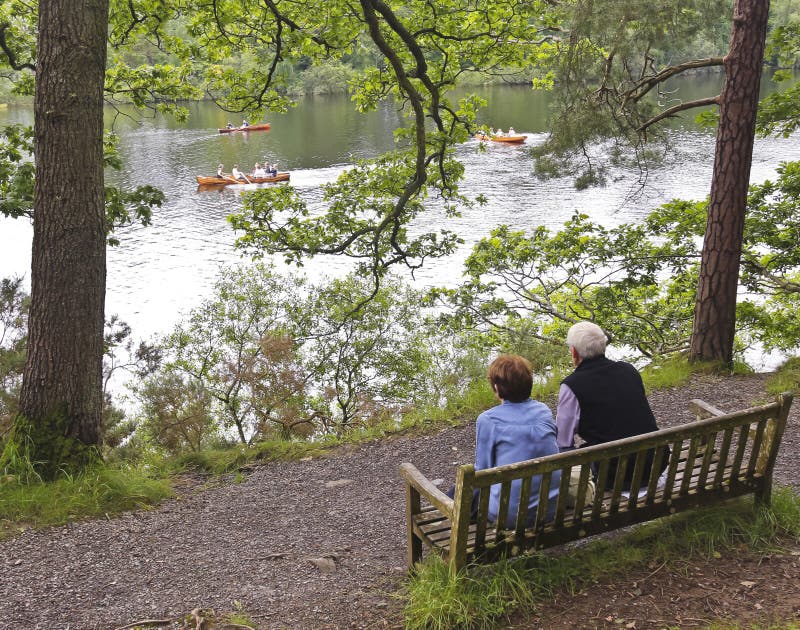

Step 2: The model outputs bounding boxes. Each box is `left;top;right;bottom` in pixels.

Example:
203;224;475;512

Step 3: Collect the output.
400;393;793;571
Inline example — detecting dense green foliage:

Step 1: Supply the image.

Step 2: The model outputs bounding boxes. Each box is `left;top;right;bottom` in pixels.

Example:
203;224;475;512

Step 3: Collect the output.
759;16;800;137
0;277;26;432
529;0;732;186
132;263;486;451
431;159;800;363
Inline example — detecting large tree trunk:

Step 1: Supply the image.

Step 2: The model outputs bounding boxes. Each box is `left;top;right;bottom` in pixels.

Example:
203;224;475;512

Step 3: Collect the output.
689;0;770;365
17;0;109;476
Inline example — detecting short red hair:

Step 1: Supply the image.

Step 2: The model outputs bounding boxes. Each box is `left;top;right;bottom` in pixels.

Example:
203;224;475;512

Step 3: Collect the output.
487;354;533;403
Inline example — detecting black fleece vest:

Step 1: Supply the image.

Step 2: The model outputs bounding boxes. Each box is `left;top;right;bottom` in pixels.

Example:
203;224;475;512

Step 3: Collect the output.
562;355;668;489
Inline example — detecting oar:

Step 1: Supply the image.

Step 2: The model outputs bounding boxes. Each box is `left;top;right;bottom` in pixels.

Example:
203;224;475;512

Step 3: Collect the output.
223;174;239;184
242;173;252;184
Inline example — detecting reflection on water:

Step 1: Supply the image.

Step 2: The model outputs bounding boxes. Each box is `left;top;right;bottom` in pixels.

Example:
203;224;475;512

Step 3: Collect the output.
1;84;800;354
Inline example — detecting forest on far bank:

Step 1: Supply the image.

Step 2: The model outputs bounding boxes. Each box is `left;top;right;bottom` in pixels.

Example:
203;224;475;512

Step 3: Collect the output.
1;0;799;104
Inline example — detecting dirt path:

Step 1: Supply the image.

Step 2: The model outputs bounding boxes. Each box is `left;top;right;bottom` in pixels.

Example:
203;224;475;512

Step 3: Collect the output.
0;373;797;629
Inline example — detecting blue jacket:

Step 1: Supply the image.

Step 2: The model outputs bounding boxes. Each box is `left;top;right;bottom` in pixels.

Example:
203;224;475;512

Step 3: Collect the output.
475;398;561;526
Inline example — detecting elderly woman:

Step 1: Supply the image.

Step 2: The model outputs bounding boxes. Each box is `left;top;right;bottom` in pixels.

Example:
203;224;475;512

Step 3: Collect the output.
450;354;561;526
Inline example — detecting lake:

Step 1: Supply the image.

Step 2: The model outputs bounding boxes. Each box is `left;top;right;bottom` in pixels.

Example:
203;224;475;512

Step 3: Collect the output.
2;80;800;365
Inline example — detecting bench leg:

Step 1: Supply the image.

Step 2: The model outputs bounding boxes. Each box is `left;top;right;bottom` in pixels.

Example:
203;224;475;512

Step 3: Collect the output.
754;478;772;508
406;483;423;569
449;466;476;574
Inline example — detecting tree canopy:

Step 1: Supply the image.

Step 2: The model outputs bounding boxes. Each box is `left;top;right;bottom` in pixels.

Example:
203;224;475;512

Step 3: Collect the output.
1;0;799;472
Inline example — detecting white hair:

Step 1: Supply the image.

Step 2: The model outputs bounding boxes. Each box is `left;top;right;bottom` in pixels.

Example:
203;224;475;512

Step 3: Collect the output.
566;321;607;360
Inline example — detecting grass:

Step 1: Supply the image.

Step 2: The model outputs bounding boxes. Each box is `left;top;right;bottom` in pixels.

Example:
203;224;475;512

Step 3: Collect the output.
0;463;172;540
640;355;756;392
402;487;800;630
641;355;704;390
766;356;800;396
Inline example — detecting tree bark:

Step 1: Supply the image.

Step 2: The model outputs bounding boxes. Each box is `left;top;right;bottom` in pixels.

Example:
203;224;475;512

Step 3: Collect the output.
689;0;770;365
17;0;110;474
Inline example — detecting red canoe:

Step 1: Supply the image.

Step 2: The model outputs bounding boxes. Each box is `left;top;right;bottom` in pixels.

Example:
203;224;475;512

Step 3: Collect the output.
218;122;272;134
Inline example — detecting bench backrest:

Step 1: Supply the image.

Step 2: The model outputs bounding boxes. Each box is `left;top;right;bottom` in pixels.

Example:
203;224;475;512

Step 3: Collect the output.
448;393;792;569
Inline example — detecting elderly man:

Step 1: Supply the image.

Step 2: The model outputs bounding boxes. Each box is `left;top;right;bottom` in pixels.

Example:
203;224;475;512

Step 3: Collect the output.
556;321;669;491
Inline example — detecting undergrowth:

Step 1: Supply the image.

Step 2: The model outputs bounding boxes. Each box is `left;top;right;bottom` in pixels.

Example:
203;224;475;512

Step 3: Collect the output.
0;463;172;540
402;488;800;630
766;357;800;396
172;377;496;475
1;357;792;543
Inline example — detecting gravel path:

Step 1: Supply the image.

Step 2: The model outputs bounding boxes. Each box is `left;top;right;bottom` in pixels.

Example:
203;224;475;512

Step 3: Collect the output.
0;373;796;629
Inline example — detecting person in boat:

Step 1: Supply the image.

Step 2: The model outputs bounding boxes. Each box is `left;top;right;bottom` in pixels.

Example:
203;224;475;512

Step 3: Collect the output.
231;164;245;180
269;163;278;176
217;163;225;178
242;120;249;128
252;163;266;177
226;122;234;129
495;128;503;137
508;127;516;135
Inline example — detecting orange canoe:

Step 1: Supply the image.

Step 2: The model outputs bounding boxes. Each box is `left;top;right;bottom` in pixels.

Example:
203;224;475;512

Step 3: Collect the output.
475;133;526;144
196;172;290;186
218;122;272;134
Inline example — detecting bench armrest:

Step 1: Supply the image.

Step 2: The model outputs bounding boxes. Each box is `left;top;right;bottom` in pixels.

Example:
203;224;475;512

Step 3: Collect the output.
400;462;455;517
688;398;726;419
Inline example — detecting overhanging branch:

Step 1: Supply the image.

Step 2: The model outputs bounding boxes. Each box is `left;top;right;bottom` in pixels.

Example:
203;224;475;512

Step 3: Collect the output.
637;96;720;133
0;23;35;72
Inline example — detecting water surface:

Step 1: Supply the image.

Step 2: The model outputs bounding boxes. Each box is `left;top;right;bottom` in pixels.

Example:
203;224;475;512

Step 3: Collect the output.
1;81;799;351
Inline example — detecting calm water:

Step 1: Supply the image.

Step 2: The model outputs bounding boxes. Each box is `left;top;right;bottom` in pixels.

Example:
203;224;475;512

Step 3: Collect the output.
2;80;800;351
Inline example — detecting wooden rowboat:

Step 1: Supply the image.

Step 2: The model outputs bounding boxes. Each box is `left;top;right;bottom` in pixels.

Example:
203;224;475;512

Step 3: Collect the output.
475;133;526;144
218;122;272;134
196;172;290;186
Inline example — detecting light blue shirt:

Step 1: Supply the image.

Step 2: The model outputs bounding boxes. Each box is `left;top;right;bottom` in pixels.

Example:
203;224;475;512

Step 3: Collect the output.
475;398;561;526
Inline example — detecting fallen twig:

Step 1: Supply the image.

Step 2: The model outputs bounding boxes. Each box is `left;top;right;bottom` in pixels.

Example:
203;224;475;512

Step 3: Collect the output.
638;560;667;585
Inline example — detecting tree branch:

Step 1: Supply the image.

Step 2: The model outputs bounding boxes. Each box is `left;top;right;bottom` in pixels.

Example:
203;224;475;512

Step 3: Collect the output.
625;57;725;105
636;96;720;133
0;23;35;71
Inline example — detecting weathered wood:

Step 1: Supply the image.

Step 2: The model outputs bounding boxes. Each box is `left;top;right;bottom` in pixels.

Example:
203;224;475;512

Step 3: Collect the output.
515;476;533;536
450;465;475;572
474;487;490;555
401;394;792;570
406;479;422;567
554;468;571;525
399;462;454;516
680;438;699;495
689;398;726;419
